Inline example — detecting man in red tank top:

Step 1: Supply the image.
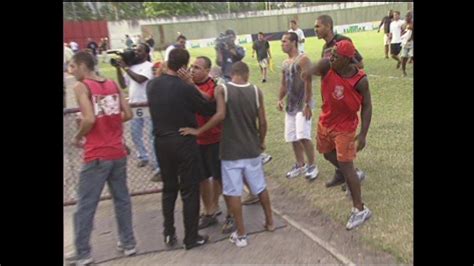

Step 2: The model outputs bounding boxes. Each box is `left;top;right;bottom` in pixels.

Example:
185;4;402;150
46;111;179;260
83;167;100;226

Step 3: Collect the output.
311;40;373;230
65;52;136;265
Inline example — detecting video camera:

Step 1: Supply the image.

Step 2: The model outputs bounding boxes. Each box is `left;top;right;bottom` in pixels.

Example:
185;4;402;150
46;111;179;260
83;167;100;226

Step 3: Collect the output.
215;31;236;50
107;49;138;67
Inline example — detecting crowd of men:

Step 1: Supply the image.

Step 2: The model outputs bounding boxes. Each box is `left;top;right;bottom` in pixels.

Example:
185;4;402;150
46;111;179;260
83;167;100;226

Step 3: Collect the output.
64;10;413;265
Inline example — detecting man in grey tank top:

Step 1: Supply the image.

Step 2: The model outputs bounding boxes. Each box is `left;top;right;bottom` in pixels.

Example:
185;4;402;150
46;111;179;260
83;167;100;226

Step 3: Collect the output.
179;62;274;248
278;32;319;181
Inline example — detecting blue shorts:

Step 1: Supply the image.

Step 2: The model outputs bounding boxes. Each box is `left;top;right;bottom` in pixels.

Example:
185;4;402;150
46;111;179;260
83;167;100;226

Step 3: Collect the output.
221;156;266;197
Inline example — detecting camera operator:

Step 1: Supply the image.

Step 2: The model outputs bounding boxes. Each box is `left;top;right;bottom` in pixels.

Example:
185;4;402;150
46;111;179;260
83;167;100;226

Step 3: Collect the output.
215;29;245;82
115;43;161;179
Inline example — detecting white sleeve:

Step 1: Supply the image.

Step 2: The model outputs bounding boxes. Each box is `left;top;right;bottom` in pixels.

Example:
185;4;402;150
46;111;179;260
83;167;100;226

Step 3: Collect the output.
135;63;154;80
299;29;305;40
164;46;172;61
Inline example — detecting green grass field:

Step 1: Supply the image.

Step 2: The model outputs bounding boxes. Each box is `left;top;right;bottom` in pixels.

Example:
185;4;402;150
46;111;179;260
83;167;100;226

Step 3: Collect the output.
98;30;413;263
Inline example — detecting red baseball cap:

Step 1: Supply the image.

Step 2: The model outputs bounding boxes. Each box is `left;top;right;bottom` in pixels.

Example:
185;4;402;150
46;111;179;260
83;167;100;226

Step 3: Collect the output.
335;40;355;59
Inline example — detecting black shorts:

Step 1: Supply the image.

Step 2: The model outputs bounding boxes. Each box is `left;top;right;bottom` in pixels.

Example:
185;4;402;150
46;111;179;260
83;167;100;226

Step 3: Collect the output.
199;142;222;181
390;43;402;56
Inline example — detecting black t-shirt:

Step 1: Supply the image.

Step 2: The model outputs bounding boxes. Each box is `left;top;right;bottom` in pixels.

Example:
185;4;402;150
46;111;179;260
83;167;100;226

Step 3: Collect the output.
252;40;270;61
146;74;216;138
321;34;363;64
380;16;392;33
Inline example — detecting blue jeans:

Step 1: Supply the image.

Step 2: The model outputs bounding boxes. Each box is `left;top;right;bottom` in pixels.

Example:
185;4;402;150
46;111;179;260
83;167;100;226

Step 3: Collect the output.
130;117;159;169
73;158;136;259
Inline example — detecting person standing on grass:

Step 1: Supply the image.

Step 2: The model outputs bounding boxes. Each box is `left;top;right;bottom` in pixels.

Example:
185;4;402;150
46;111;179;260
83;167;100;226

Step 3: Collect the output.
311;40;373;230
278;32;319;181
389;11;405;69
288;19;306;54
377;10;394;59
252;32;272;83
314;14;366;188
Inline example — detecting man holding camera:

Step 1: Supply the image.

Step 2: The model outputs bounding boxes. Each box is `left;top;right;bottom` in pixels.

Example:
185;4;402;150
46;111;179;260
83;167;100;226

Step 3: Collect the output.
115;43;161;179
215;30;245;82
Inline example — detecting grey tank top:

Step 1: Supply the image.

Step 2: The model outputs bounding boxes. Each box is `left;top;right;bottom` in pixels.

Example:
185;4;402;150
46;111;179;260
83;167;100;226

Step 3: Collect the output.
282;53;314;115
219;82;262;161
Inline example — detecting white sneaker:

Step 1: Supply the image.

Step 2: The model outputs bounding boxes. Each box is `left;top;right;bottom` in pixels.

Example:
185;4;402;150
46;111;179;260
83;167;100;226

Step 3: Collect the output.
261;153;272;165
286;163;307;179
305;164;319;181
117;241;137;256
346;206;372;230
229;231;248;247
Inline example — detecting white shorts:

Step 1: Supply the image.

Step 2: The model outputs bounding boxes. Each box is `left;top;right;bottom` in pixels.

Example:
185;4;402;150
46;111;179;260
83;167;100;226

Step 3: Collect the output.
401;43;414;58
384;34;390;45
285;112;312;142
221;157;266;197
259;58;268;68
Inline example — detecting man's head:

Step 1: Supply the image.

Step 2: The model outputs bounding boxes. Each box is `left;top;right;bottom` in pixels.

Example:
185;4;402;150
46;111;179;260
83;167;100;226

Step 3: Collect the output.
329;40;355;71
393;11;400;20
135;43;150;62
176;35;187;48
258;32;265;41
230;61;249;81
281;32;298;54
125;34;129;38
315;15;333;40
290;20;298;30
167;48;190;72
190;56;212;83
388;9;394;17
69;51;95;80
225;29;237;43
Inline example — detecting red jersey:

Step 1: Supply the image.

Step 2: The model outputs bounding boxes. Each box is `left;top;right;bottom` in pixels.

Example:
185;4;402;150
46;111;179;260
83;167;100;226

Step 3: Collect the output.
319;68;366;132
81;79;127;162
195;77;222;145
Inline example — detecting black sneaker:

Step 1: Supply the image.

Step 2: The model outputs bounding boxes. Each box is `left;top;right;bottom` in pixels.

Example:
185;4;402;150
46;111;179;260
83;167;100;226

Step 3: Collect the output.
164;233;177;248
222;215;236;234
183;234;209;250
325;169;345;187
198;214;218;229
262;79;266;83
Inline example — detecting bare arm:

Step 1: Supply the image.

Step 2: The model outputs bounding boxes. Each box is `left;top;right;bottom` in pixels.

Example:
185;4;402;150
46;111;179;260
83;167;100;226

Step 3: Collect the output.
311;58;330;77
277;67;288;111
118;85;133;122
179;85;226;136
116;66;127;89
72;82;95;146
300;56;313;120
257;88;267;151
355;77;372;151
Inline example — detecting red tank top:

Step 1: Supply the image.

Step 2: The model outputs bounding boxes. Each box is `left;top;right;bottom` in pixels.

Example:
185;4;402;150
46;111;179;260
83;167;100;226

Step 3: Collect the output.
195;77;222;145
81;79;127;162
319;68;366;132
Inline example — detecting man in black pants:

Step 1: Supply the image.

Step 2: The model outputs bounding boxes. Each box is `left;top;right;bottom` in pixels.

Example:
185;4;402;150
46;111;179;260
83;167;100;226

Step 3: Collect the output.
146;48;216;250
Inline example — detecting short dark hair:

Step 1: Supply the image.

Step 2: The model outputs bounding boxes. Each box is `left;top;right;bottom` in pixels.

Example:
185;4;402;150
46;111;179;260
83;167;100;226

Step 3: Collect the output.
317;15;334;30
177;35;187;41
139;43;150;53
196;56;212;69
167;48;190;71
72;51;95;71
258;32;264;35
290;19;297;24
225;29;236;36
394;11;400;15
283;32;298;48
231;61;249;78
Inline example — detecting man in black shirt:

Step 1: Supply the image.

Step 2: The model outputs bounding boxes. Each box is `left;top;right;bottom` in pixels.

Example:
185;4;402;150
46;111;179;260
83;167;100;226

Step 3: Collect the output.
377;10;394;59
314;15;364;69
146;48;216;250
252;32;272;83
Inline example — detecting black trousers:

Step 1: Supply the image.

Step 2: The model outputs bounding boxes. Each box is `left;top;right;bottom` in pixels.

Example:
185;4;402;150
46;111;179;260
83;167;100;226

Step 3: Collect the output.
155;136;204;245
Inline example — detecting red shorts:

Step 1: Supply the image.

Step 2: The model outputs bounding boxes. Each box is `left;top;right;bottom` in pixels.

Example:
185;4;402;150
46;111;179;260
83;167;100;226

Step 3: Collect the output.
316;123;357;162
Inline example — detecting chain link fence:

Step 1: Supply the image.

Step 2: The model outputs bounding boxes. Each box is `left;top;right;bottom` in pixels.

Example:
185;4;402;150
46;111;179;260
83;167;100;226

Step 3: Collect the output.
64;102;162;205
